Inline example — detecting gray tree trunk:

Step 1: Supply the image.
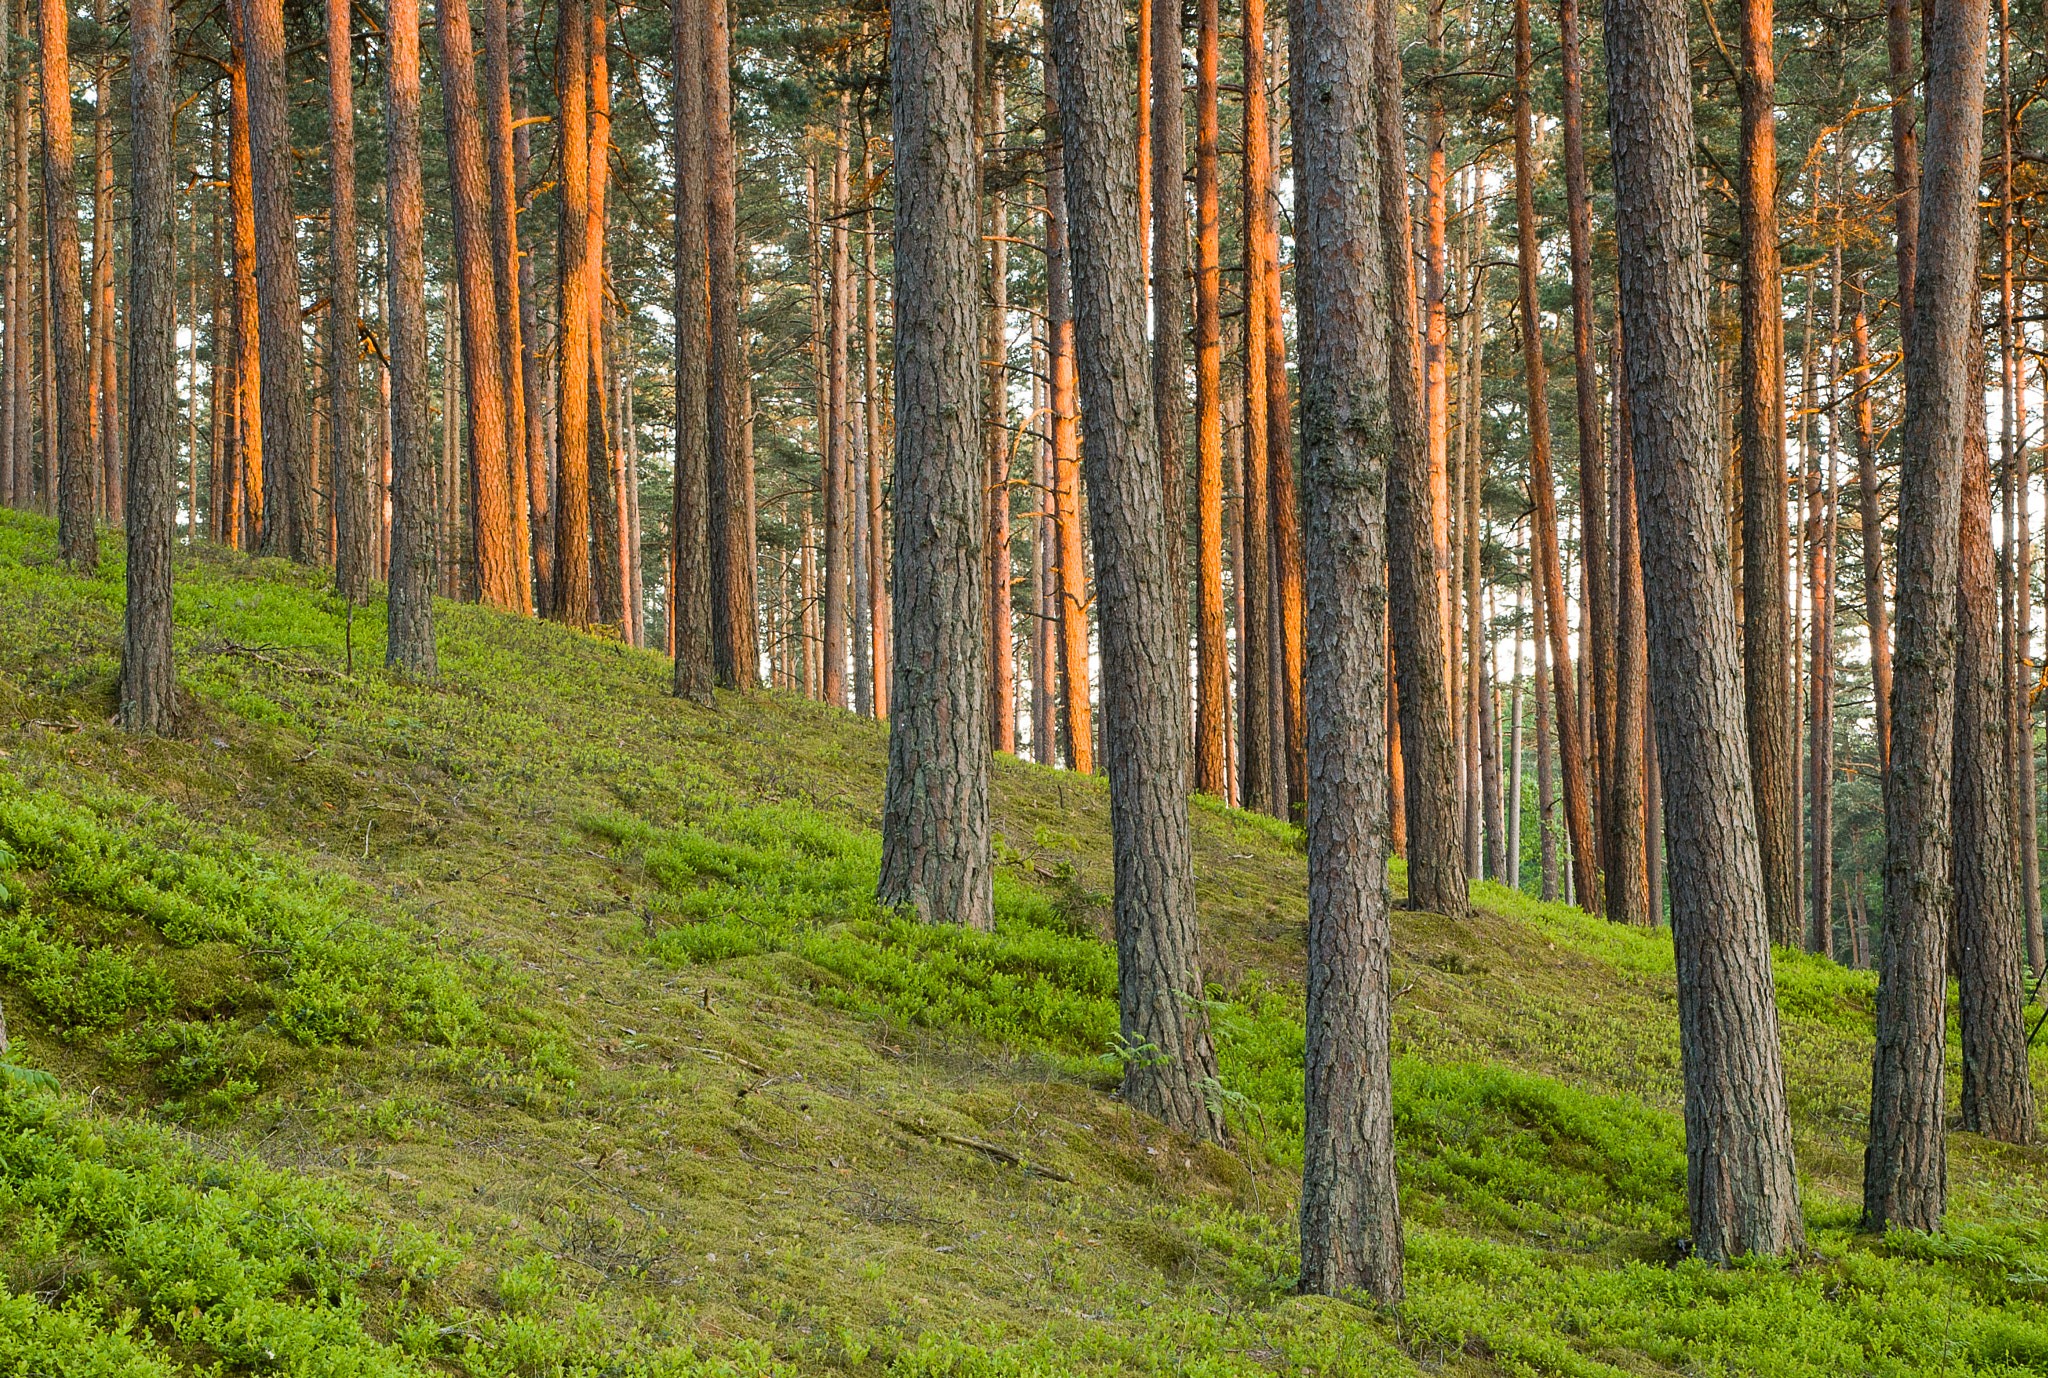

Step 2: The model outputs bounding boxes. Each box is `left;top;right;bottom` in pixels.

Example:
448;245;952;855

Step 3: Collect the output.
383;0;436;675
38;0;94;569
1605;0;1804;1259
707;0;755;689
122;0;174;734
1290;0;1403;1302
671;0;713;701
329;0;370;602
1047;0;1223;1142
878;0;992;931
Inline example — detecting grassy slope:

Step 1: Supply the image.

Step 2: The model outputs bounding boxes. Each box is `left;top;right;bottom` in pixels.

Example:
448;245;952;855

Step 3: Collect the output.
0;510;2046;1376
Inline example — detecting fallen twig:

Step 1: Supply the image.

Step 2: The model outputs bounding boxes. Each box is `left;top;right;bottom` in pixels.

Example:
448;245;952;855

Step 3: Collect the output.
891;1118;1076;1183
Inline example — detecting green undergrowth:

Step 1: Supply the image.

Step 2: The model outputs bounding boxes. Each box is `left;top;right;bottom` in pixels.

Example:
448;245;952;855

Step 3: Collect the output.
1;511;2047;1375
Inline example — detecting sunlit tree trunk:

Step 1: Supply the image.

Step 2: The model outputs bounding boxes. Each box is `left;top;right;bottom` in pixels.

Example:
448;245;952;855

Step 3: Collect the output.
481;0;531;610
512;0;549;614
586;8;624;634
1191;0;1227;798
553;0;594;625
821;97;851;708
985;76;1014;752
1239;0;1277;818
864;208;888;717
672;0;713;700
329;0;371;601
90;0;114;524
1045;55;1092;774
708;0;755;689
1611;321;1650;926
37;0;92;569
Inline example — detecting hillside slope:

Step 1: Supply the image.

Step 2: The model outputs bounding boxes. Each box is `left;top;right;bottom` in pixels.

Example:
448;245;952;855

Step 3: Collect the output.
1;512;2046;1376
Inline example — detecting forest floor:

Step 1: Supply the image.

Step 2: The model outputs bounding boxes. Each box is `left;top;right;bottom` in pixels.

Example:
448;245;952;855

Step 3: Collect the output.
0;508;2046;1376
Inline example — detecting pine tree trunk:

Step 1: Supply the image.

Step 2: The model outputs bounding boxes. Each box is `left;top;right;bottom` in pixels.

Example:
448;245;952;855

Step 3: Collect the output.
1266;113;1302;820
1536;555;1558;900
878;0;993;930
585;17;623;635
1482;600;1506;883
821;97;851;708
1047;0;1223;1141
37;0;92;569
1044;57;1092;774
436;0;520;612
1148;0;1186;659
1239;0;1279;817
328;0;371;602
1865;0;1991;1234
89;0;112;525
1887;0;1917;334
1605;0;1804;1258
985;77;1014;752
1562;0;1613;903
481;0;531;610
226;15;262;546
1378;0;1464;917
1611;328;1651;927
1850;287;1891;774
1292;0;1404;1300
1955;336;2035;1144
241;0;313;559
1190;0;1227;798
121;0;172;734
864;212;888;716
1808;265;1838;958
707;0;753;688
1513;0;1595;910
513;0;550;615
0;0;17;510
553;0;594;625
672;0;713;700
384;0;436;674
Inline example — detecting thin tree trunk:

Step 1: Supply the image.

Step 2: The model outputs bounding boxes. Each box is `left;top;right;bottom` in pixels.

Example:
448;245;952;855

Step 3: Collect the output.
1266;89;1302;819
90;0;113;524
1148;0;1186;657
822;97;851;708
384;0;436;674
708;0;753;688
1240;0;1278;817
242;0;313;559
865;209;887;716
227;12;262;545
513;0;550;615
329;0;370;601
553;0;594;624
1562;0;1612;902
1955;334;2035;1144
1508;588;1526;888
1191;0;1227;797
1045;56;1092;774
586;13;623;635
986;78;1014;752
1851;284;1891;773
1865;0;1991;1234
1887;0;1917;334
1292;0;1404;1296
1809;263;1839;958
1514;0;1594;909
879;0;993;929
1032;336;1053;760
1611;323;1650;926
37;0;92;569
1606;0;1804;1257
121;0;173;734
1049;0;1223;1141
1482;592;1506;882
0;0;17;511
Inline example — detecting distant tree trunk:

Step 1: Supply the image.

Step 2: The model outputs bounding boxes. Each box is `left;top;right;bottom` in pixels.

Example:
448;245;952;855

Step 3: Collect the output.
1267;123;1303;819
1048;0;1222;1140
1609;324;1650;926
2;0;21;511
436;0;520;611
864;209;888;716
1865;0;1990;1234
1955;334;2035;1144
384;0;436;674
241;0;313;559
121;0;173;734
1239;0;1278;817
1736;0;1797;949
586;11;624;635
820;99;851;708
671;0;713;701
985;78;1014;752
90;0;114;524
1482;599;1506;881
226;14;262;545
1887;0;1917;335
707;0;754;689
481;0;532;610
1032;334;1054;759
37;0;92;569
1291;0;1404;1301
1513;0;1594;910
513;0;550;614
1605;0;1804;1259
552;0;594;625
878;0;992;929
1378;0;1464;916
1850;284;1891;774
329;0;370;602
1808;269;1838;957
1562;0;1613;903
1148;0;1186;657
1536;567;1558;899
1044;56;1092;774
1190;0;1227;797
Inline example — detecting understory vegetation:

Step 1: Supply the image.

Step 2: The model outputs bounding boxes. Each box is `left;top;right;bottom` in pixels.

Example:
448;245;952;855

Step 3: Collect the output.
0;511;2045;1375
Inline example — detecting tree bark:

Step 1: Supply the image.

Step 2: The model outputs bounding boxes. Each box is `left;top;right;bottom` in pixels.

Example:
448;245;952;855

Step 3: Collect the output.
1605;0;1804;1259
1291;0;1403;1301
241;0;313;560
226;9;262;547
1864;0;1990;1234
708;0;753;688
586;10;623;634
1513;0;1595;910
89;0;113;524
671;0;713;700
1955;336;2035;1144
512;0;549;614
1850;285;1890;774
38;0;92;568
1736;0;1798;949
1611;323;1650;926
1045;57;1092;774
1378;0;1464;917
1191;0;1227;798
1047;0;1223;1141
329;0;371;602
1148;0;1186;661
1887;0;1917;335
481;0;531;610
986;78;1014;752
384;0;436;674
1239;0;1280;817
552;0;594;624
821;97;851;708
436;0;520;612
121;0;173;735
879;0;993;930
864;209;887;716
